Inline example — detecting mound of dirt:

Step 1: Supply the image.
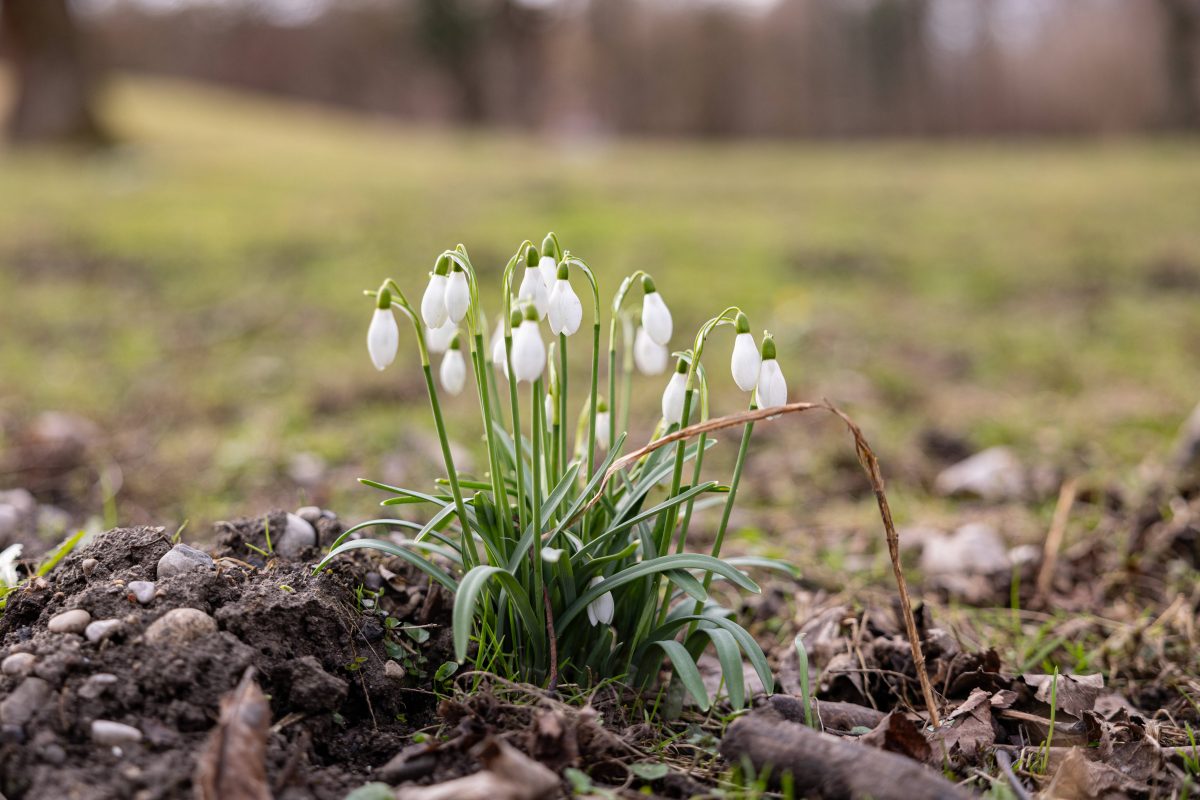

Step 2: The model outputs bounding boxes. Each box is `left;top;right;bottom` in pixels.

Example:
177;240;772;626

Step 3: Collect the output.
0;515;447;800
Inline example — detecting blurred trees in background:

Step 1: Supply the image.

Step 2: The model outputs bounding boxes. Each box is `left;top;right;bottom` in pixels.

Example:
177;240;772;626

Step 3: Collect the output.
0;0;108;145
4;0;1200;139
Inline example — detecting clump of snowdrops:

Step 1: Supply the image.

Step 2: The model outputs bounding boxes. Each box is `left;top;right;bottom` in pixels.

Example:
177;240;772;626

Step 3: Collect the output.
317;235;794;710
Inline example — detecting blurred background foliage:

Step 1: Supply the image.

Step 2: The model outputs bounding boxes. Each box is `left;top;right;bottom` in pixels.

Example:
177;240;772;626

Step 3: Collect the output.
0;0;1198;544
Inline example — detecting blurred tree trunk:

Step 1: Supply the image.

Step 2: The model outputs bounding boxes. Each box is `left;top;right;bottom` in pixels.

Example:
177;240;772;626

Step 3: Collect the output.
1;0;110;146
1159;0;1200;130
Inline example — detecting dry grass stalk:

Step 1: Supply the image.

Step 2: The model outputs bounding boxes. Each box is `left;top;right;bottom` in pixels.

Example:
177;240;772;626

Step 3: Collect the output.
1035;478;1078;603
573;399;943;727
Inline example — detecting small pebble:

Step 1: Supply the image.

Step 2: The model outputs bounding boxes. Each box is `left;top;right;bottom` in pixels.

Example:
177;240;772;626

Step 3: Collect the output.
384;661;406;681
0;723;25;744
296;505;323;524
144;607;217;645
48;609;91;634
0;489;35;516
85;619;122;643
41;743;66;765
127;580;156;605
81;558;99;577
0;677;52;725
91;720;142;746
1;652;36;676
156;543;214;580
275;513;317;558
79;673;119;700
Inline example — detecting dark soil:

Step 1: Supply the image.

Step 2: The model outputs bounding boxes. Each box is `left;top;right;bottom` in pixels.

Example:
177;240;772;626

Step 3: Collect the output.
0;514;450;800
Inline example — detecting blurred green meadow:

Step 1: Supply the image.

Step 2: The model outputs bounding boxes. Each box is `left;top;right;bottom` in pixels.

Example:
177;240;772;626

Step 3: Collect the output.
2;76;1198;535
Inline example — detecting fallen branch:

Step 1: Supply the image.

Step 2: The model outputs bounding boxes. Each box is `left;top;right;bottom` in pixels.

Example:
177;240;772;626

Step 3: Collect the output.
720;711;971;800
768;695;886;731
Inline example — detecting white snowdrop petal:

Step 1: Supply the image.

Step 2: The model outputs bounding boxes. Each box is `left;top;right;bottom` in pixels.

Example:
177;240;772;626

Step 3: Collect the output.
661;372;687;425
634;327;668;375
518;267;548;319
538;255;558;289
491;331;509;378
426;321;456;355
367;308;400;371
731;333;762;392
511;320;546;383
594;411;611;450
444;271;470;324
0;543;22;587
641;292;673;346
548;279;583;337
439;350;466;396
420;274;448;329
755;359;787;409
586;577;615;627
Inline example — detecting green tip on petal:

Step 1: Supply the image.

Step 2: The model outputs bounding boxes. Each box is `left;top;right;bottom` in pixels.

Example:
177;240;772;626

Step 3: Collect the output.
449;332;462;350
641;275;657;294
376;287;391;310
596;397;609;412
434;254;451;276
509;308;523;328
525;245;540;268
556;262;570;280
735;311;751;334
675;357;688;374
760;333;776;360
522;303;539;322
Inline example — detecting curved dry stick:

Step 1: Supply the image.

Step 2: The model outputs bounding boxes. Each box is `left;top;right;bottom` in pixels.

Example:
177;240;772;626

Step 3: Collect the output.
571;399;942;728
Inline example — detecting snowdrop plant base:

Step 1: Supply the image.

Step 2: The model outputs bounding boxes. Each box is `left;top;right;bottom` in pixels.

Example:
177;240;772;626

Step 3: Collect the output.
320;235;801;712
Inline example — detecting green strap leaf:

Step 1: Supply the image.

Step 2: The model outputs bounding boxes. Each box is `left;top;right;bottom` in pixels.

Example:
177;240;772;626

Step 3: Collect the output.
645;640;708;710
556;554;758;632
576;482;722;560
698;627;745;709
313;538;458;591
326;518;425;551
644;613;774;695
452;565;544;664
360;478;450;508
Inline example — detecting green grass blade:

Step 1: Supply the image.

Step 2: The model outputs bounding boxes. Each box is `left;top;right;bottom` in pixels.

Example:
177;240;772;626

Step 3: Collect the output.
326;518;424;550
452;565;543;663
313;538;458;590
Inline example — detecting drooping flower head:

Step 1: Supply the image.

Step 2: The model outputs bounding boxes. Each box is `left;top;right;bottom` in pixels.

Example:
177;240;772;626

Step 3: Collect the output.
510;303;546;383
755;333;787;410
594;397;611;450
0;543;22;588
634;326;668;375
367;287;399;371
490;319;508;377
440;332;466;396
426;320;457;355
730;311;761;392
547;262;583;337
445;263;470;325
518;244;549;320
661;357;689;426
586;576;614;627
420;255;450;329
640;275;673;346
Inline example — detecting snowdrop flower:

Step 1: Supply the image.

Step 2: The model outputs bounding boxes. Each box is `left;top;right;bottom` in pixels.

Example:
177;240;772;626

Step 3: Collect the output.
633;326;668;375
640;276;673;346
426;320;457;355
755;334;787;411
730;311;761;392
367;289;399;371
661;359;689;426
0;543;21;587
541;546;563;564
517;245;549;319
586;576;614;627
547;263;583;336
420;256;450;329
490;320;509;378
444;265;470;325
439;334;466;396
510;304;546;383
544;390;557;425
594;398;611;450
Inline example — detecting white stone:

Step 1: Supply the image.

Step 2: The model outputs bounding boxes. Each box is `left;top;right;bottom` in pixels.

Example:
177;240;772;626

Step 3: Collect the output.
91;720;142;746
934;446;1027;502
156;543;213;580
127;581;156;605
144;608;217;645
85;619;122;643
1;652;35;676
48;609;92;634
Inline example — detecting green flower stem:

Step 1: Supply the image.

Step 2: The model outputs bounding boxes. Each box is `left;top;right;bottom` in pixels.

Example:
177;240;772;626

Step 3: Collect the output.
619;314;635;438
686;405;756;640
504;332;527;537
472;330;507;521
531;377;547;637
558;332;569;488
675;373;710;553
420;362;481;568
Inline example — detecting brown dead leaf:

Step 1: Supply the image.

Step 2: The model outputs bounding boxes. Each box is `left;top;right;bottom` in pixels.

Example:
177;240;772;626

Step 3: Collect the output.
1043;747;1150;800
1023;673;1103;718
194;668;272;800
860;710;933;763
928;688;996;759
395;737;559;800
